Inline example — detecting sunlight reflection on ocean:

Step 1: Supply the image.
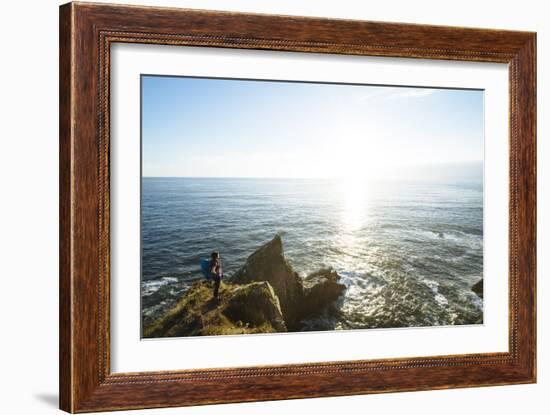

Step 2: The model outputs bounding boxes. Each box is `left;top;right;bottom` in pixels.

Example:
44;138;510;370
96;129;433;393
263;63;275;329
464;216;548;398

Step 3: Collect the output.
141;177;483;329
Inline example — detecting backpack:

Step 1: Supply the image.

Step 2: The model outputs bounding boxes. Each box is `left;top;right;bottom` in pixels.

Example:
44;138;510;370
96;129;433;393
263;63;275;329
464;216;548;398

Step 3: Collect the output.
200;258;213;280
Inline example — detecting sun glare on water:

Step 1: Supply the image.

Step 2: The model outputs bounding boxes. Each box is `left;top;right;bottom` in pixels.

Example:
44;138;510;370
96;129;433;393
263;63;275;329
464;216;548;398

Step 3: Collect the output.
339;177;370;232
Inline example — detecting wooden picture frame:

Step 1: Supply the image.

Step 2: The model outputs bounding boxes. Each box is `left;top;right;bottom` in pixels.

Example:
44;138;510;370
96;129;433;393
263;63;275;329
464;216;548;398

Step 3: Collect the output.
59;2;536;412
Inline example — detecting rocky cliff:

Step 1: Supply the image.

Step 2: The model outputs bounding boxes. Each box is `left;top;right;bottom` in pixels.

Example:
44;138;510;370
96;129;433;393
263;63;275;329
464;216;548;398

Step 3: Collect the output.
231;235;305;328
143;235;346;337
301;268;346;319
144;280;286;338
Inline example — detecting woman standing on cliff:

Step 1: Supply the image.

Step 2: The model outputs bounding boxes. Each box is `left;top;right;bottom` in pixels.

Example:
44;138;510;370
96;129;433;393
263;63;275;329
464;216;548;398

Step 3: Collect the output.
210;251;223;299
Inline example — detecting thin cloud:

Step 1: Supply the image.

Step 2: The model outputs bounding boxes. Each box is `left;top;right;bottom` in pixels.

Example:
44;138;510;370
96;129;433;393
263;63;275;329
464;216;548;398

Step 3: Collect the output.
386;88;438;100
357;87;437;104
357;87;398;103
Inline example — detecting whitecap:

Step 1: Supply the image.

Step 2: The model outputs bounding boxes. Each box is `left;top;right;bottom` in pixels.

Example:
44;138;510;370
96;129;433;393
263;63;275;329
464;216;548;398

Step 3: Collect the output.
142;276;179;296
421;278;449;308
434;293;449;307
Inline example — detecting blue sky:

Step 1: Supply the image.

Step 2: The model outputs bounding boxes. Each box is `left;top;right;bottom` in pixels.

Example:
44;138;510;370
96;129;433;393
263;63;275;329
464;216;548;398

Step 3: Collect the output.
142;75;484;179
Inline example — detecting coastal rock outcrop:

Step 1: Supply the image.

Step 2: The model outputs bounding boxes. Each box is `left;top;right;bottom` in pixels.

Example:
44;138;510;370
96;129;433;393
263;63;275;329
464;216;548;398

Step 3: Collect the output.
144;235;347;337
301;268;346;319
143;280;286;338
224;281;287;332
471;279;483;299
232;235;305;327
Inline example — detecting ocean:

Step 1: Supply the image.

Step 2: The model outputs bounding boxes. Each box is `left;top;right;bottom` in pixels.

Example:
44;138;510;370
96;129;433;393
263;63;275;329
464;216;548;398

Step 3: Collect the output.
141;177;483;330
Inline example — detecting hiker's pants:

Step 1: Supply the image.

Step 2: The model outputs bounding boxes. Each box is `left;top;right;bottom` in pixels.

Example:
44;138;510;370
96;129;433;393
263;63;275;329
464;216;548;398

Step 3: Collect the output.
213;275;221;298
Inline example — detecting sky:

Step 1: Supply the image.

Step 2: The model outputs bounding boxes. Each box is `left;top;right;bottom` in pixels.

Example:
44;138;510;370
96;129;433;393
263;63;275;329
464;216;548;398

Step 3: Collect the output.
141;75;484;179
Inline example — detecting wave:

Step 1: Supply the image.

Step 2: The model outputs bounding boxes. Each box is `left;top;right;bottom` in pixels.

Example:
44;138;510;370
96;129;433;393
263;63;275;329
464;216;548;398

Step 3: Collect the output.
141;178;483;329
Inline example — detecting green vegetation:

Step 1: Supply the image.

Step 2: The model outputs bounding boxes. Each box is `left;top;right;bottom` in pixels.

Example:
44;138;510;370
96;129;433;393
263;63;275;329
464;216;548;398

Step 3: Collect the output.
143;235;346;338
143;280;286;338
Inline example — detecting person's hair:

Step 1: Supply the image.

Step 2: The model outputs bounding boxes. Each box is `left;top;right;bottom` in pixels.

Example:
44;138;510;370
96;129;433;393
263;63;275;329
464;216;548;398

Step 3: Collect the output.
211;251;219;259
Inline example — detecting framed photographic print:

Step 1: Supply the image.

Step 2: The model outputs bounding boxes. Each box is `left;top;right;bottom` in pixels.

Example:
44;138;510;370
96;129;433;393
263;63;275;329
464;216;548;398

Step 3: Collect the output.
59;2;536;412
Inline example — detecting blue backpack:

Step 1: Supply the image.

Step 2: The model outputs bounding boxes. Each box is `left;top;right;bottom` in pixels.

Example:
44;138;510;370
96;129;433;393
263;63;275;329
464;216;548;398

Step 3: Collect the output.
200;258;213;280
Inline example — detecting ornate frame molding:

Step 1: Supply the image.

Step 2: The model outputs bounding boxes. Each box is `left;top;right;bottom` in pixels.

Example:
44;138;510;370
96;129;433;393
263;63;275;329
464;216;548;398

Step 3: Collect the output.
60;2;536;412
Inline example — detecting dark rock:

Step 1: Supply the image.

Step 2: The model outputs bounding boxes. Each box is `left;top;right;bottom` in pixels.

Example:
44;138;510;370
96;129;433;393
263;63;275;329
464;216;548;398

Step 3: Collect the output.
145;235;348;337
301;268;346;319
472;279;483;298
232;235;304;327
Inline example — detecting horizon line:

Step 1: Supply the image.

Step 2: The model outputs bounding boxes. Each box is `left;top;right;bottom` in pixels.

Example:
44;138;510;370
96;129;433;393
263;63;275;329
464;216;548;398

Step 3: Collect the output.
142;159;483;180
